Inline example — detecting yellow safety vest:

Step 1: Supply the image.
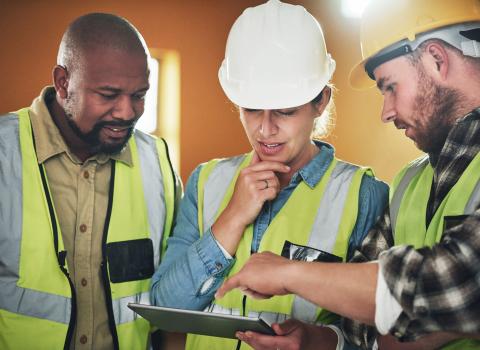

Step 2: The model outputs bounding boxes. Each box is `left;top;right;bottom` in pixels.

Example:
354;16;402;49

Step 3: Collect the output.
0;108;176;349
187;152;371;350
390;154;480;350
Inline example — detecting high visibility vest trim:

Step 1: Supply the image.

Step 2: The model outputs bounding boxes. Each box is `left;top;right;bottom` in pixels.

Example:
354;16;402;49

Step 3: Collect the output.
0;109;175;350
389;156;429;234
201;153;364;259
390;155;480;235
205;303;289;325
0;114;72;321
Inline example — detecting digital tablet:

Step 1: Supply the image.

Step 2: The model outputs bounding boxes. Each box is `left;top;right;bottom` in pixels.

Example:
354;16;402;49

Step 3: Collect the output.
128;303;275;339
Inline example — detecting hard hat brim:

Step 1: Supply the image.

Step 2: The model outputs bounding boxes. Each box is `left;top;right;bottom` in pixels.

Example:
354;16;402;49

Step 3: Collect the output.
219;74;329;109
349;59;376;91
218;55;336;109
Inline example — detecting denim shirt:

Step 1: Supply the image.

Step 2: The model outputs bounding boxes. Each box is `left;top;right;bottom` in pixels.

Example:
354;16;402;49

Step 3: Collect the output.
151;142;388;311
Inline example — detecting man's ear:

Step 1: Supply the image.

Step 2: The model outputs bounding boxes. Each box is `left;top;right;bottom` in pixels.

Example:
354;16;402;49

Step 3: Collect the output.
53;65;69;99
423;42;450;81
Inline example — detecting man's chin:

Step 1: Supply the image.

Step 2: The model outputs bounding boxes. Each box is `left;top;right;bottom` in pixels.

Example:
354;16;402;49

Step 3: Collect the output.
96;131;133;155
94;139;129;155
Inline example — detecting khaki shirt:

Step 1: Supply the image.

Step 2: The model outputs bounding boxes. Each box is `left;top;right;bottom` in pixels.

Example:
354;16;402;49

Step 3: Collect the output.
29;87;131;350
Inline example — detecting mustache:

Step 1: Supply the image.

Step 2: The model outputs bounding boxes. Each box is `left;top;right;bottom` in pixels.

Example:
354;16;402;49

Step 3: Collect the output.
96;119;137;129
394;120;408;129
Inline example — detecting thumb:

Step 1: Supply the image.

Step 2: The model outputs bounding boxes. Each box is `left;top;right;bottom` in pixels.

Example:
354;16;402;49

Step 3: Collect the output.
272;319;300;336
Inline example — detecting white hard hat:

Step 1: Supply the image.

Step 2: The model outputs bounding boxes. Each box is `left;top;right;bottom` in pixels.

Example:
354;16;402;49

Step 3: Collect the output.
218;0;335;109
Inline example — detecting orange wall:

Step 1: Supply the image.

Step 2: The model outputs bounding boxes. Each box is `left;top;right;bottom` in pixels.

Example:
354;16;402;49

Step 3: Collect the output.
0;0;422;183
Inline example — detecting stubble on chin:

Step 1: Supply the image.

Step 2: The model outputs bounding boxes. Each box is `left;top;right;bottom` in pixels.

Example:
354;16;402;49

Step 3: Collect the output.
411;68;462;154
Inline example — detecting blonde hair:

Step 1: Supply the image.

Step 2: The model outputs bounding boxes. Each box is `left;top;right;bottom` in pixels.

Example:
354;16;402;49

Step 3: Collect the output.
311;84;336;140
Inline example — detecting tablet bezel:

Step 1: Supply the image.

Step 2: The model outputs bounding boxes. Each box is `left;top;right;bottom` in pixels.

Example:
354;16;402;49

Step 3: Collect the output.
128;303;275;339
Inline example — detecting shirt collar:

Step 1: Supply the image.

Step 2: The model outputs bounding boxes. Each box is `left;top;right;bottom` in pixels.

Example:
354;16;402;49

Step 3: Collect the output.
428;107;480;167
291;140;335;189
29;86;133;166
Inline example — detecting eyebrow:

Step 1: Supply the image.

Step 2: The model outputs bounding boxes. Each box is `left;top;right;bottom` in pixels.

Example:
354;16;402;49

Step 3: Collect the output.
97;85;150;94
97;86;122;93
376;76;390;91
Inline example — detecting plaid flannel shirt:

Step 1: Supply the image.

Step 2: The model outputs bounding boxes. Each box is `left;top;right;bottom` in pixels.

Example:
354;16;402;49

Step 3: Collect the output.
342;108;480;348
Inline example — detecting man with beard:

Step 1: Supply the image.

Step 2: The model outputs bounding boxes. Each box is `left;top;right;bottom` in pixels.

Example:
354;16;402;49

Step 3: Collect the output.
0;13;181;349
215;0;480;349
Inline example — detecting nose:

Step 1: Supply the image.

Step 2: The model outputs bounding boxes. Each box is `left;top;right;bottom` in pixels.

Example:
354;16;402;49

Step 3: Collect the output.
381;96;396;123
260;111;278;137
112;95;137;121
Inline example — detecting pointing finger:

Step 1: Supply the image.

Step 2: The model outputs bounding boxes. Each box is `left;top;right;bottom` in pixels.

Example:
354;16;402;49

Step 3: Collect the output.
215;276;240;298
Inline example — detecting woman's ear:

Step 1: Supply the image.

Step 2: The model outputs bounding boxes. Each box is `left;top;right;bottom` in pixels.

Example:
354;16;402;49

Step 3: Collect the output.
314;86;331;114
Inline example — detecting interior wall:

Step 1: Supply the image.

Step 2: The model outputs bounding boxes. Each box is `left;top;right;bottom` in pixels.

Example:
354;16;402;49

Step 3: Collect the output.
0;0;422;184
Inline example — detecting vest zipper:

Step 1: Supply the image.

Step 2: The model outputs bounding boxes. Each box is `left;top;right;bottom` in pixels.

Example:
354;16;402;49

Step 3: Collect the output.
234;294;248;350
39;164;77;350
235;249;251;350
101;160;120;350
160;137;177;206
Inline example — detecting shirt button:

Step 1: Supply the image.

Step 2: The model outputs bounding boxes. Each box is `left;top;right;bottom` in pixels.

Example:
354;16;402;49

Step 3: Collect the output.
80;335;88;344
215;262;223;271
81;278;87;287
83;171;89;179
79;224;87;233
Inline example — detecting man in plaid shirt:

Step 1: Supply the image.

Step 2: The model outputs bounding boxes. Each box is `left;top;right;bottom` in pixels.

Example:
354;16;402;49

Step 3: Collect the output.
216;0;480;349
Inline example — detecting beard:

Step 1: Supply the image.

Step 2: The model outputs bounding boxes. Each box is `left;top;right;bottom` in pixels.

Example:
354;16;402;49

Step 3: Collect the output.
66;116;136;155
412;66;463;154
64;95;136;155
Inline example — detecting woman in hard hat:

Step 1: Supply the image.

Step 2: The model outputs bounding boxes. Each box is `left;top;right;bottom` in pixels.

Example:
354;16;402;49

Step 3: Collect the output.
151;1;388;349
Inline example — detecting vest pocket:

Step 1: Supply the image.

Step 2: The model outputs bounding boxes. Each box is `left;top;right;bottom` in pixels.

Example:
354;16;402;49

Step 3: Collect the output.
106;238;154;283
443;215;469;231
281;240;342;262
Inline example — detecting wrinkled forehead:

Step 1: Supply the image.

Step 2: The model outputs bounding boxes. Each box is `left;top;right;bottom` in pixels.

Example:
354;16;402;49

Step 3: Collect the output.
69;48;150;92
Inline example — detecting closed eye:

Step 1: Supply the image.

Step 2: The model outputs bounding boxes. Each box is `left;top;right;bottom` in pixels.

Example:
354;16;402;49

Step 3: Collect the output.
98;92;118;100
275;109;297;116
243;108;261;113
384;83;396;95
132;93;146;100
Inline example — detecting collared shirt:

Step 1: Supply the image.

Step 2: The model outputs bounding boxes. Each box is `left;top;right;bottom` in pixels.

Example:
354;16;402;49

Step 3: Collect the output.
30;87;131;350
151;141;389;313
342;108;480;347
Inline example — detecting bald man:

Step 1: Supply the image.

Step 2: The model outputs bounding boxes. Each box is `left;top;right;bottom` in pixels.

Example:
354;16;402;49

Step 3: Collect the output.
0;13;181;349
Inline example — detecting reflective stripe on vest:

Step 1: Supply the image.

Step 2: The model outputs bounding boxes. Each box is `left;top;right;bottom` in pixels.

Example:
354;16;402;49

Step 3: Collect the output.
190;153;368;349
292;160;359;323
110;131;174;326
205;303;289;325
0;109;175;349
0;112;71;325
389;156;429;235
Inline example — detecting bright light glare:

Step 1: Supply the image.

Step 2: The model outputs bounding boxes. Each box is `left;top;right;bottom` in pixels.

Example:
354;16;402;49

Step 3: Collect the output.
341;0;371;18
136;56;159;134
